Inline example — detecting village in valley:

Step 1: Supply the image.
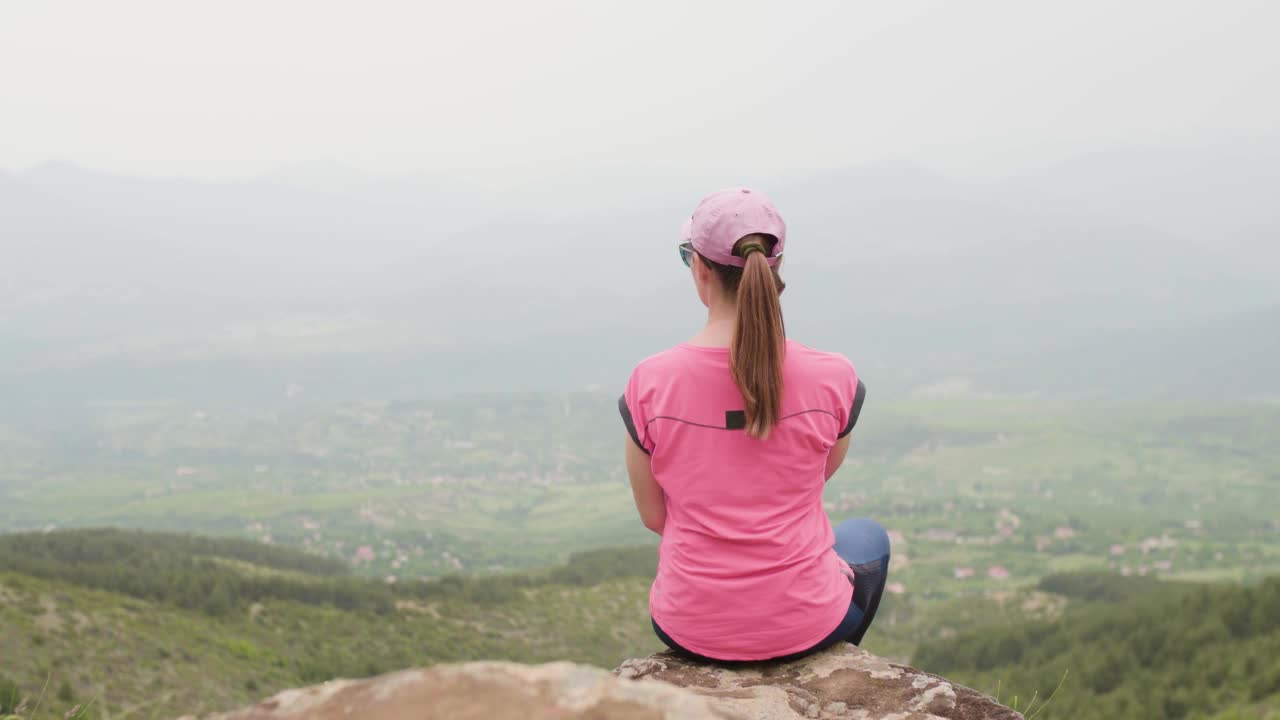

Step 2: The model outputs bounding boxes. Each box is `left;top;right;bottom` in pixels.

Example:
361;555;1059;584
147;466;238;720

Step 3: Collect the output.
3;391;1275;612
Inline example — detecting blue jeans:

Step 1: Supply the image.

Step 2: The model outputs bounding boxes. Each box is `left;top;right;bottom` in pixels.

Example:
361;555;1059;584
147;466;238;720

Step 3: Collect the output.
652;517;891;663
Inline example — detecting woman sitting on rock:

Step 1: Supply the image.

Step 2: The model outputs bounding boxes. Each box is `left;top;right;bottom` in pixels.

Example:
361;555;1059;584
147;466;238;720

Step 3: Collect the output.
620;187;890;662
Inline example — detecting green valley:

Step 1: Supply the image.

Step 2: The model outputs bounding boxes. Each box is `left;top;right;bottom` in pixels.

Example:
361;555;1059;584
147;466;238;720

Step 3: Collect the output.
2;531;1277;720
2;394;1279;719
3;395;1277;596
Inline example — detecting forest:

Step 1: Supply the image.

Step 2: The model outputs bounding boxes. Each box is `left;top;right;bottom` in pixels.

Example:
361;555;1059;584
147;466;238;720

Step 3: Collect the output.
0;528;658;615
916;572;1280;719
2;531;1279;719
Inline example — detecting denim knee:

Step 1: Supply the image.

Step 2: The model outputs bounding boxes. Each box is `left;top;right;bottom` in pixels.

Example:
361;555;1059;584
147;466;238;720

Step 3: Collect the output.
833;517;891;566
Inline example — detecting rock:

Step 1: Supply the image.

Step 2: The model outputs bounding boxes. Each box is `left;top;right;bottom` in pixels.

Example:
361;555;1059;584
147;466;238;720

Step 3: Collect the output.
613;644;1023;719
183;646;1020;720
182;661;732;719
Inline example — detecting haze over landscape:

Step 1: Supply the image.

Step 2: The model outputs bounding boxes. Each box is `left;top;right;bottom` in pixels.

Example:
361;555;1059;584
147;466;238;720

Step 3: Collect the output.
4;139;1280;409
2;2;1279;719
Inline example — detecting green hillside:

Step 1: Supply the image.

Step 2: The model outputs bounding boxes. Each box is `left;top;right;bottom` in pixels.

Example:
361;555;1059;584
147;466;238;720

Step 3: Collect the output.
4;532;1279;720
914;572;1280;720
0;530;664;720
0;527;1062;718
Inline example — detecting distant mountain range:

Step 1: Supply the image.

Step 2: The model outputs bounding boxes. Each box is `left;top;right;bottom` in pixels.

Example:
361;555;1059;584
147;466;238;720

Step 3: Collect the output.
978;305;1280;397
3;139;1278;407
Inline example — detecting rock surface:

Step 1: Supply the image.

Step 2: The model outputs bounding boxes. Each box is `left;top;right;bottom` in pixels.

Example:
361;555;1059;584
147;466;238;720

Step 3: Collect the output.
183;645;1021;719
183;661;729;720
616;644;1024;719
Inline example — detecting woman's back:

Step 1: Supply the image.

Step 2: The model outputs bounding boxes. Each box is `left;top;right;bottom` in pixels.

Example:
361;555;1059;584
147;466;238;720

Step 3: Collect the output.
621;338;864;660
621;186;887;662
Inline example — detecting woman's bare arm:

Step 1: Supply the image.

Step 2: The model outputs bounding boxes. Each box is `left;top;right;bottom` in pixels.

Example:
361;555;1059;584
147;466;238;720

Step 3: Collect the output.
825;434;851;482
625;436;666;535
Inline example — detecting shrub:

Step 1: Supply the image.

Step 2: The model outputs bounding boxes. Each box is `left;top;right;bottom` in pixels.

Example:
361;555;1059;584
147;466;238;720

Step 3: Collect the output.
0;675;20;713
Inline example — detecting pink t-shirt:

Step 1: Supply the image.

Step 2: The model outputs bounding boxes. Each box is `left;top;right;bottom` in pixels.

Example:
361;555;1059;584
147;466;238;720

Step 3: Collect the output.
621;339;865;660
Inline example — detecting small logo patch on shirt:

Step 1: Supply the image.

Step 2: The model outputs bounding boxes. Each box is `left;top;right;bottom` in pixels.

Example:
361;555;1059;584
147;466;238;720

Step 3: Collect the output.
725;410;746;430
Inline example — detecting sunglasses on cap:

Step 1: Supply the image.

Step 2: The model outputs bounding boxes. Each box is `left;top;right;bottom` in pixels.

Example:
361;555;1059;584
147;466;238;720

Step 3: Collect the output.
679;242;695;268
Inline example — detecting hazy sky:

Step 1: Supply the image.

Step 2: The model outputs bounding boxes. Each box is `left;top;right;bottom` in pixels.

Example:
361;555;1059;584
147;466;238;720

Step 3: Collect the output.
2;1;1277;185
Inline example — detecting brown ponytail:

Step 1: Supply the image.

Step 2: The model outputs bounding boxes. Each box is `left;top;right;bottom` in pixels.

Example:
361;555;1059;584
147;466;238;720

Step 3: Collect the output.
703;234;786;439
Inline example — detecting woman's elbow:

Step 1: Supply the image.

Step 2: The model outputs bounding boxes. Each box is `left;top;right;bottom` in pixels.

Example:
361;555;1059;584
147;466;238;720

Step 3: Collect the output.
642;514;665;535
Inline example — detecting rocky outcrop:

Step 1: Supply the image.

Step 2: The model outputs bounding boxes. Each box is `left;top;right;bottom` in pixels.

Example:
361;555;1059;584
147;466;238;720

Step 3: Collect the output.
616;644;1024;719
184;645;1021;719
183;661;727;720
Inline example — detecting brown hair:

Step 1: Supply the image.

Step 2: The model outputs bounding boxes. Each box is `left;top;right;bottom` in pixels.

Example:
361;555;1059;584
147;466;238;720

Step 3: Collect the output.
701;234;786;439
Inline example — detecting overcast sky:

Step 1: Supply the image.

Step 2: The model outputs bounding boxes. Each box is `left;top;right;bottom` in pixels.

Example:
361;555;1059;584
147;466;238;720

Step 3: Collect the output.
1;0;1277;186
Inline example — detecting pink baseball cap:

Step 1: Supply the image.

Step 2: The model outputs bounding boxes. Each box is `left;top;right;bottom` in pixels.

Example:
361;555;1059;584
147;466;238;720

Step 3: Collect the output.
679;187;786;268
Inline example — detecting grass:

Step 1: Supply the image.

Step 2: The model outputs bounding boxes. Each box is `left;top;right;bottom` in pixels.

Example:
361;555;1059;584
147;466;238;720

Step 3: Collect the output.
994;669;1069;720
0;671;94;720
